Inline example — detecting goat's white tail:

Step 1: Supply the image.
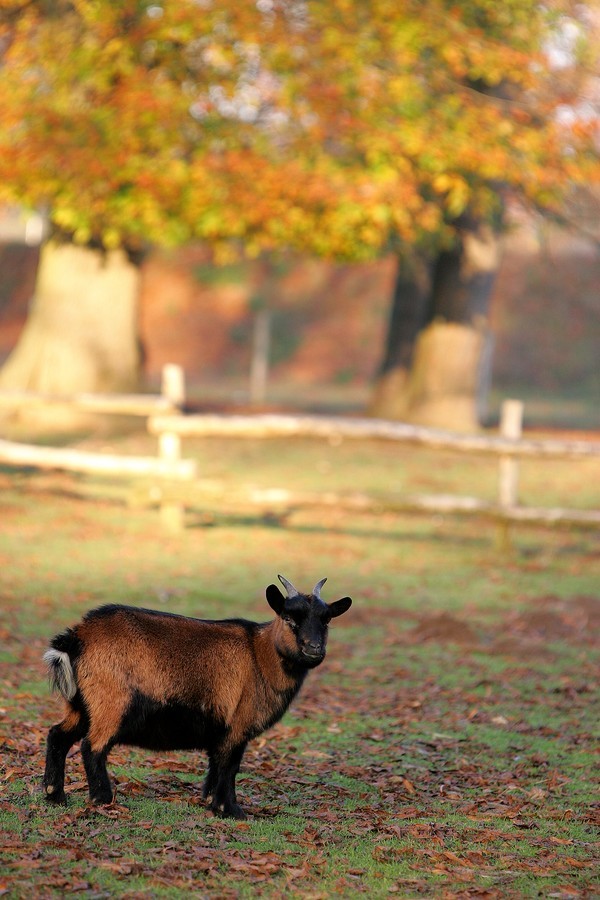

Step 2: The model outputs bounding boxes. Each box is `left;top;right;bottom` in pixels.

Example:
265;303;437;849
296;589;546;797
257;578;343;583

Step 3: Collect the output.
43;648;77;700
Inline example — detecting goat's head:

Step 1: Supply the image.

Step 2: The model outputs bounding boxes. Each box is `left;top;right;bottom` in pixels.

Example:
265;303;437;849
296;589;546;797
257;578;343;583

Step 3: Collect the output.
266;575;352;668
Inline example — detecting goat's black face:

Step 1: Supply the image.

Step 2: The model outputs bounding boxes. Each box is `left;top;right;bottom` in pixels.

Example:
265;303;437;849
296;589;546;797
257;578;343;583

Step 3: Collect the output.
266;583;352;668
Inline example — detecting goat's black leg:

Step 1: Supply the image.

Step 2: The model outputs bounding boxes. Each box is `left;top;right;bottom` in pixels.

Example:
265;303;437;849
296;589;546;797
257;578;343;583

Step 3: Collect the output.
81;739;113;805
43;719;84;805
210;742;248;820
202;754;218;801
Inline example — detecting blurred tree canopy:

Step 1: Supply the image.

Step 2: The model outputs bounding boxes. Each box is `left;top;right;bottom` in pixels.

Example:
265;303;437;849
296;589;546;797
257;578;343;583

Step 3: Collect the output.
0;0;597;420
1;0;596;255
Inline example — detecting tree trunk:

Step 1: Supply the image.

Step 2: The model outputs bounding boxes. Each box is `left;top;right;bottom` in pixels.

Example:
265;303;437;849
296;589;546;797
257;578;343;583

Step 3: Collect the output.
368;253;433;420
0;240;141;431
369;217;499;431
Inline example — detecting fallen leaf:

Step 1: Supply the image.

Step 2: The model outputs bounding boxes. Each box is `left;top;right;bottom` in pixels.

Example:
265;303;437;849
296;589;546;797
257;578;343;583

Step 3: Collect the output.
402;778;415;794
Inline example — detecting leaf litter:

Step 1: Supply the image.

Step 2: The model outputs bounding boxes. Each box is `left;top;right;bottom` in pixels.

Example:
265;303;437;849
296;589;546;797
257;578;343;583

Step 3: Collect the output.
1;581;598;895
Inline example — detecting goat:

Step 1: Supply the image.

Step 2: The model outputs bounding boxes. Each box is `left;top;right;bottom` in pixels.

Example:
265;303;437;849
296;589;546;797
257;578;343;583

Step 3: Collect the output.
42;575;352;819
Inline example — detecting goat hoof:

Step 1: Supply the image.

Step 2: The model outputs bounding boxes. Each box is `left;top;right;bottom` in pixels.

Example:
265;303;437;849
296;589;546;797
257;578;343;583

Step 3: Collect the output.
90;792;114;806
211;801;247;820
43;785;67;806
229;804;248;821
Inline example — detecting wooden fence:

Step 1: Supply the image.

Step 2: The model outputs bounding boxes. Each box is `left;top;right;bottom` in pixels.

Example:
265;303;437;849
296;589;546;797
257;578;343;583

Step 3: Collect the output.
1;367;599;538
0;365;195;530
147;399;600;540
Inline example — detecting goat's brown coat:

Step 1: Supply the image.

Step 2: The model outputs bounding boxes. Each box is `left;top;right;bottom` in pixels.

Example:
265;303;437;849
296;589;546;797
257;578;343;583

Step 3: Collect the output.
67;610;300;751
67;611;284;751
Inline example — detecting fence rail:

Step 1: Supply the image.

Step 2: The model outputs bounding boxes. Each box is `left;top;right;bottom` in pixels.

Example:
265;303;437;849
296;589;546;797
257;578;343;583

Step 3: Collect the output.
0;390;178;417
0;364;194;528
146;482;600;528
0;438;195;479
0;363;186;417
1;369;598;536
148;401;600;536
148;411;600;458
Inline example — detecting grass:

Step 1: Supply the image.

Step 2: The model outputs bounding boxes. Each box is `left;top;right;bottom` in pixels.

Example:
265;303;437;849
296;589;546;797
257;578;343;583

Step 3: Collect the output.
0;429;598;897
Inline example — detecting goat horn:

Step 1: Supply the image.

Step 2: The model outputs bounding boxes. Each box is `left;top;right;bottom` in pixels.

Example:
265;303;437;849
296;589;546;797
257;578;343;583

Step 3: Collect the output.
312;577;327;599
278;574;300;598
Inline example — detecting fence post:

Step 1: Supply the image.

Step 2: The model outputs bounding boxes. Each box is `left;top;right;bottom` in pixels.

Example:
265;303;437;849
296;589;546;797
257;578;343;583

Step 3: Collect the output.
249;308;271;406
158;364;186;532
497;399;523;549
161;363;186;409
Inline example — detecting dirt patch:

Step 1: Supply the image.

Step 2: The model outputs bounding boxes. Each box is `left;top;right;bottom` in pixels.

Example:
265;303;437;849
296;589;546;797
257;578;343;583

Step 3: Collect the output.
502;595;599;643
336;605;402;629
404;613;478;645
392;595;598;655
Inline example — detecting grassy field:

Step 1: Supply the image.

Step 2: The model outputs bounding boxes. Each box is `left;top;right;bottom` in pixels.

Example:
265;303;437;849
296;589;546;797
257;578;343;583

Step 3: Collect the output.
0;430;599;898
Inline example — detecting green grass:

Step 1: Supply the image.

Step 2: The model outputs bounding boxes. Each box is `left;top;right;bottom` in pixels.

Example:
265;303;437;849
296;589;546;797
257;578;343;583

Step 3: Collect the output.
0;429;599;897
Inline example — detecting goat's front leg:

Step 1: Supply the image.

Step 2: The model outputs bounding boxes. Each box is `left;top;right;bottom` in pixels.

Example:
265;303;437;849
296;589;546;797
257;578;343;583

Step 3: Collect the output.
209;741;248;820
81;738;113;805
202;754;218;801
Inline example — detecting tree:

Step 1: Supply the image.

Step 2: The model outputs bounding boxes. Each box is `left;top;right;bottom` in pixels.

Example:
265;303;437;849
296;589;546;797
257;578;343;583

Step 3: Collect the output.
0;0;278;403
269;0;598;427
368;214;502;428
0;0;596;427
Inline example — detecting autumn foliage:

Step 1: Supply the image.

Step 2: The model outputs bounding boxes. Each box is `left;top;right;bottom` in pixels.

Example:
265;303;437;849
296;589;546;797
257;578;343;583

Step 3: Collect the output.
0;0;597;260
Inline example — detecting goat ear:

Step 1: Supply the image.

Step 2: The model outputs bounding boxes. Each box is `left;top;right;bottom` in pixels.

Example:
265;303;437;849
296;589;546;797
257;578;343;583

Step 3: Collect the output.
266;584;285;615
328;597;352;618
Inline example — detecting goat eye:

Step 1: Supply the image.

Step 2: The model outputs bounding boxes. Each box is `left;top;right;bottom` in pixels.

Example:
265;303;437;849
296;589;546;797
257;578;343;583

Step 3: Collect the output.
283;616;298;631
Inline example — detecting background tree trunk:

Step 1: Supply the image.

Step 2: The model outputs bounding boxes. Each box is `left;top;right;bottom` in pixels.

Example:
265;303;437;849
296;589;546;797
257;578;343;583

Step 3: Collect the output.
368;253;432;420
369;217;499;431
0;241;141;431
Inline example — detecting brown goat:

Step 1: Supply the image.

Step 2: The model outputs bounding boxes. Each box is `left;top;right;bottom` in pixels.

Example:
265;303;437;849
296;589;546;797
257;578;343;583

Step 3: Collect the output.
43;575;352;818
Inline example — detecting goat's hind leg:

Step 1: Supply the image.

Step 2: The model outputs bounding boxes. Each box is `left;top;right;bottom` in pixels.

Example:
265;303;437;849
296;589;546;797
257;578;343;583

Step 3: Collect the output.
43;709;84;805
81;687;127;804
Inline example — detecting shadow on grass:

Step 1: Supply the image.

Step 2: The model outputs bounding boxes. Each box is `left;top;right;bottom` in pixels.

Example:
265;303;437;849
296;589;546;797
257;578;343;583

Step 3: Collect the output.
185;509;494;548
